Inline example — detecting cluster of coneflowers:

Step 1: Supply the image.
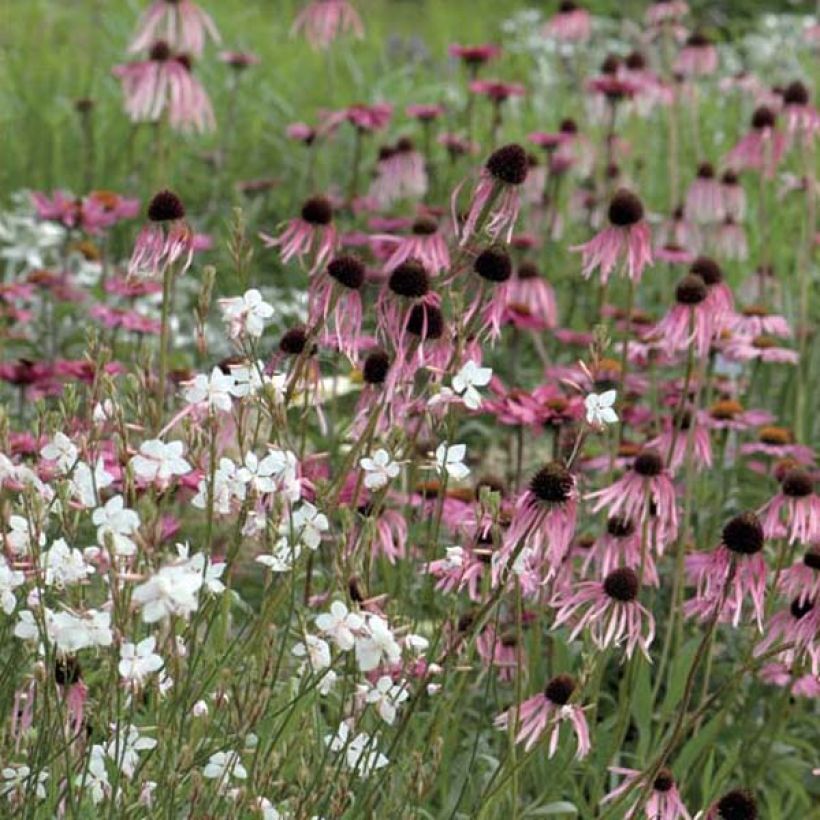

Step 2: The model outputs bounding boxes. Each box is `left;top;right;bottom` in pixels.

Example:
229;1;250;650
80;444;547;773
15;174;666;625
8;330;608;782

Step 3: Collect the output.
0;0;817;817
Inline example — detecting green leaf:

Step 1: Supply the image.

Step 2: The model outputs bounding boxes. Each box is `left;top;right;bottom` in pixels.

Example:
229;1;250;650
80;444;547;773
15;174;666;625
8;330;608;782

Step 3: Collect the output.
676;712;725;775
660;639;699;718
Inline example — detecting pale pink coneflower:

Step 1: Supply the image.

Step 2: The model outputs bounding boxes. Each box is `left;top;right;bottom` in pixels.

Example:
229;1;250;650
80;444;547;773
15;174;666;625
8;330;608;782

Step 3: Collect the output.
689;256;733;325
739;425;815;466
406;103;445;123
779;547;820;605
291;0;364;50
425;546;486;601
714;216;748;261
128;189;194;279
724;106;787;178
684;511;768;629
656;243;695;265
684;162;724;223
476;625;523;682
468;245;513;342
261;196;337;276
656;205;701;254
552;567;656;659
373;216;450;276
113;42;215;133
729;305;791;339
721;334;799;365
309;254;366;362
31;190;139;234
572;188;653;284
455;143;529;247
129;0;220;57
502;261;558;331
754;597;820;675
646;274;714;359
719;169;746;220
343;102;392;133
582;515;660;587
448;43;502;71
587;449;679;550
542;1;591;42
781;80;819;142
674;31;718;76
369;138;428;207
494;674;590;757
218;51;260;70
646;409;712;473
703;789;758;820
375;259;433;345
286;122;317;145
759;467;819;545
500;462;579;576
468;79;526;105
601;767;692;819
646;1;689;25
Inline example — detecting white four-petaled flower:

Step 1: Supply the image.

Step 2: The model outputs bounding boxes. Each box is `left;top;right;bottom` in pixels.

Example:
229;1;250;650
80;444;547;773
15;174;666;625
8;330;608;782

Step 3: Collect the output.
584;389;618;427
359;449;400;490
434;442;470;481
452;361;492;410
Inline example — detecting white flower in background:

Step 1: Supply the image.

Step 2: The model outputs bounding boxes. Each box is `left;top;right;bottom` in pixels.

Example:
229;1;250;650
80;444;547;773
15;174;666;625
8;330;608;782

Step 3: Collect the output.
13;610;38;642
228;360;265;397
285;502;328;550
355;614;402;672
452;361;492;410
4;514;45;556
119;636;164;687
131;439;191;484
325;721;352;752
364;676;409;725
405;633;429;653
255;797;283;819
0;556;25;614
256;539;300;572
39;432;78;472
177;545;226;596
1;763;47;801
317;669;338;696
203;751;247;783
132;558;204;623
584;389;618;427
71;458;114;507
83;745;110;805
21;608;113;654
435;442;470;481
315;601;364;651
238;451;281;494
182;367;240;412
292;634;331;671
264;448;302;501
92;399;117;424
92;495;140;557
345;732;389;777
359;449;400;490
42;539;94;587
219;289;274;339
106;725;157;778
192;458;246;514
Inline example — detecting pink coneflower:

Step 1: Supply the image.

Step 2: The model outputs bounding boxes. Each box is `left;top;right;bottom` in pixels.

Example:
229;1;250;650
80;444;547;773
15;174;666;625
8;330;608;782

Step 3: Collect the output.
343;102;393;133
309;254;366;361
779;547;820;605
543;1;591;42
684;512;768;629
31;190;139;234
374;216;450;276
406;103;445;123
503;261;558;331
656;205;700;253
448;43;502;71
729;305;791;339
685;162;723;223
425;545;486;600
587;449;679;549
494;674;590;757
552;567;655;658
501;461;579;575
455;143;529;246
725;106;786;178
646;1;689;25
740;426;815;466
468;245;514;341
369;138;428;207
656;243;695;265
286;122;317;145
721;334;799;365
719;170;746;220
714;216;748;260
675;31;718;76
572;189;653;284
291;0;364;50
218;50;260;70
129;0;220;57
438;132;478;161
646;274;713;358
703;399;772;433
477;625;523;682
704;789;758;820
602;767;692;819
376;259;433;340
759;467;819;545
583;515;660;587
261;196;337;276
113;42;215;133
647;409;712;473
468;79;526;105
754;597;820;675
128;189;194;278
690;256;733;323
781;80;819;141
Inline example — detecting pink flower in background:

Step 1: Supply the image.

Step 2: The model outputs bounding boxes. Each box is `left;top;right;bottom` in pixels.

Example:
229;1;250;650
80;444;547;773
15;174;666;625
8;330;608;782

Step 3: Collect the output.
543;1;592;42
291;0;364;50
129;190;194;278
502;261;558;330
684;162;723;223
373;215;450;276
448;43;502;70
602;767;692;819
261;196;337;276
675;32;718;76
129;0;220;56
645;274;714;358
725;106;786;178
759;467;819;545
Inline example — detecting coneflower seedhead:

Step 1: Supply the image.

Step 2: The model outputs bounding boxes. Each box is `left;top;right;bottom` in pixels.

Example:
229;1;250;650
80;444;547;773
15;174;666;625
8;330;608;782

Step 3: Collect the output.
608;189;644;226
485;144;529;185
603;567;639;602
781;467;812;498
54;657;82;686
474;246;512;282
412;217;438;235
653;768;675;792
804;548;820;570
529;461;573;503
625;50;646;71
406;303;444;339
675;273;708;305
389;260;429;298
790;597;814;620
147;189;185;222
633;449;663;477
362;349;390;385
697;161;716;179
716;789;757;820
783;80;809;106
722;511;764;555
751;106;776;130
690;256;723;286
149;40;173;61
607;515;635;538
327;255;365;289
279;326;309;355
544;673;576;704
300;196;334;226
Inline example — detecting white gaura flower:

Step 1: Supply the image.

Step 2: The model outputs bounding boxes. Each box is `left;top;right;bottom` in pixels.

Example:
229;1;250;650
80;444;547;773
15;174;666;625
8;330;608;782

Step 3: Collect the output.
92;495;140;557
452;360;492;410
106;725;157;778
364;675;409;725
4;515;46;556
345;732;389;777
42;539;94;587
182;367;240;412
71;458;114;507
315;601;364;651
218;289;274;339
131;558;203;623
118;636;164;687
292;634;331;671
39;432;78;473
49;608;113;653
237;452;281;494
130;439;191;484
286;503;328;550
203;751;247;783
256;539;300;572
355;614;402;672
584;389;618;427
83;745;110;805
434;442;470;481
359;449;400;490
0;555;25;614
192;457;246;514
0;763;47;800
